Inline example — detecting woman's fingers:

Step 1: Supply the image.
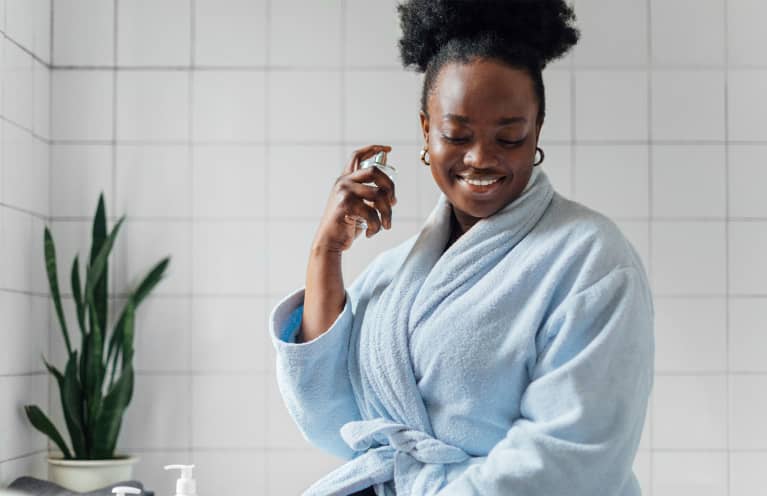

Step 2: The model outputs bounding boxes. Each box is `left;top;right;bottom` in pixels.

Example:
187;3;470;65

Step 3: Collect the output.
345;182;393;231
343;144;392;175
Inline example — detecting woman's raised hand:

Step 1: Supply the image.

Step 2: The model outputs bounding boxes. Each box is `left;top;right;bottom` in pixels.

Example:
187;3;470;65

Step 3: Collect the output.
312;144;397;254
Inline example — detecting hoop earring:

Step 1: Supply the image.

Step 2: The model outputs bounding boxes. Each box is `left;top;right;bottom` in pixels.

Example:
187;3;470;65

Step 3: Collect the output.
533;146;545;167
420;145;431;166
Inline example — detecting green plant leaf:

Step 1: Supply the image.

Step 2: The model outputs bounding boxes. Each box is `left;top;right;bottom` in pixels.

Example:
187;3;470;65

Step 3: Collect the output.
91;364;134;459
24;405;73;460
44;227;72;356
71;255;86;337
61;352;87;458
108;298;135;389
89;194;109;337
85;302;104;435
106;257;169;370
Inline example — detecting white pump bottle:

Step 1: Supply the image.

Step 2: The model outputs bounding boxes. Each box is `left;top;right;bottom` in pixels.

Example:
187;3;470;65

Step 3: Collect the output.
164;465;197;496
112;487;141;496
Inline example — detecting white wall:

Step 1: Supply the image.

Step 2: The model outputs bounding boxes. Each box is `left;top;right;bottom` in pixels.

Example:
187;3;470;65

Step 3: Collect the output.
0;0;52;486
2;0;767;494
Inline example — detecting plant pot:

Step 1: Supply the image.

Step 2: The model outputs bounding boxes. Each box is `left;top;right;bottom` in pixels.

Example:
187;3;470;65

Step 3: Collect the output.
47;454;140;492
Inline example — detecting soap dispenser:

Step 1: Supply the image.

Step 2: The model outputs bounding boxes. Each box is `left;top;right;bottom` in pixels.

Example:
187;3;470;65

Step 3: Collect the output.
112;487;142;496
164;465;197;496
354;150;398;237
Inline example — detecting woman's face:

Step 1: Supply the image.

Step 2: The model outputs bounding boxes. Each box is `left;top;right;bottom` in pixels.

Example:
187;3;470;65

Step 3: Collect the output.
420;58;542;232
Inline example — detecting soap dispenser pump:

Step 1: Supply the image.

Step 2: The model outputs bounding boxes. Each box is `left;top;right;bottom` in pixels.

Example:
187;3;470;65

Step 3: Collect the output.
164;465;197;496
112;487;142;496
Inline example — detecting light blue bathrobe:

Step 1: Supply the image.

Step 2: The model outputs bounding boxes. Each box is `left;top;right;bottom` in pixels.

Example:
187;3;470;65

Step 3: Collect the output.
269;168;654;495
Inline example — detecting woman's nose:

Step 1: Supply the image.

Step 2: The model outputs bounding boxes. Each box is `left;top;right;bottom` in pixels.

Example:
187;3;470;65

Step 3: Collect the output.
463;141;500;169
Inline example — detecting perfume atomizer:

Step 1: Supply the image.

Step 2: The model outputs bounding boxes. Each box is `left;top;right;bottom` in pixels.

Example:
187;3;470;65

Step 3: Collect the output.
354;151;397;237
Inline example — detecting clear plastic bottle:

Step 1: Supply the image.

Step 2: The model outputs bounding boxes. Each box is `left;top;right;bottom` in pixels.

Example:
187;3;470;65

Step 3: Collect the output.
354;151;397;238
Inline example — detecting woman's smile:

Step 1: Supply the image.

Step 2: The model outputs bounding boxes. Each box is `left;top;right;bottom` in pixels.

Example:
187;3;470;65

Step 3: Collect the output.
456;174;506;196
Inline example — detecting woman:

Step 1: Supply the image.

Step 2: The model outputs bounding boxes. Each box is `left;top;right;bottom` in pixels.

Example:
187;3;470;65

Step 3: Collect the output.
270;1;654;495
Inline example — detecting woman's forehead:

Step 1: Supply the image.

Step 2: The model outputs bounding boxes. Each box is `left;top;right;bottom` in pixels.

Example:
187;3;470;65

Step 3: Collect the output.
429;59;536;119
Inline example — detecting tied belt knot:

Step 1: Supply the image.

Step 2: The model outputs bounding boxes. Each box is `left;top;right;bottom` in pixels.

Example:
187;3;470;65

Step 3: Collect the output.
302;418;469;496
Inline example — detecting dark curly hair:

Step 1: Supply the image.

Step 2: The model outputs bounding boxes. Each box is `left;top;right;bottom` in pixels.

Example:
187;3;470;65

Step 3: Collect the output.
397;0;580;126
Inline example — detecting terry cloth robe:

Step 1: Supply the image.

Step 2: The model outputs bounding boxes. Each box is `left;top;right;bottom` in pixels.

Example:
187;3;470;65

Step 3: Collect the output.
269;167;655;496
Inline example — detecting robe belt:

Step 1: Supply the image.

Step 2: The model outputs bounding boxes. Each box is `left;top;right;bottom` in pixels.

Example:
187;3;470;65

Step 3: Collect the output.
303;418;469;495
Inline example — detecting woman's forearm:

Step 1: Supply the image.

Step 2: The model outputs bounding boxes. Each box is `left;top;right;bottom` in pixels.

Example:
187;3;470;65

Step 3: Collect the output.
298;244;346;343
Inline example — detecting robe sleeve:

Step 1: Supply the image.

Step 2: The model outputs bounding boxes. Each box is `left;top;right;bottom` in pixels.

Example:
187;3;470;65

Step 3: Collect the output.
437;266;655;495
269;264;376;459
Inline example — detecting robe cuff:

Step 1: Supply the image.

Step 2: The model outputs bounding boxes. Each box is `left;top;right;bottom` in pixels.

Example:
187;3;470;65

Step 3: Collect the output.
269;287;354;364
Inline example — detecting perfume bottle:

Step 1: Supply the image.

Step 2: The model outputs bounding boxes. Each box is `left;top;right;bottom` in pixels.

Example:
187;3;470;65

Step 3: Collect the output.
355;151;397;237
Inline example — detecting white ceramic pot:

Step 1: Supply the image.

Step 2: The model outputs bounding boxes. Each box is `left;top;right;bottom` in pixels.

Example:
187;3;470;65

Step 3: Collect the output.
47;454;140;492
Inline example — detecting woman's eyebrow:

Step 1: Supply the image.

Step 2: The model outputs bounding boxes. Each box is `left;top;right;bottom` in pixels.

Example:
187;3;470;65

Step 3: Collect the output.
442;113;527;125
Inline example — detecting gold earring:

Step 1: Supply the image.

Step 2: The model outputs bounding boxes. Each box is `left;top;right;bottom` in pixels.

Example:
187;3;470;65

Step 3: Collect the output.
420;145;430;166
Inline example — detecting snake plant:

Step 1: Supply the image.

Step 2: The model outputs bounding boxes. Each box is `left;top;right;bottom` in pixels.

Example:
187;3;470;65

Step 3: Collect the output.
24;193;170;459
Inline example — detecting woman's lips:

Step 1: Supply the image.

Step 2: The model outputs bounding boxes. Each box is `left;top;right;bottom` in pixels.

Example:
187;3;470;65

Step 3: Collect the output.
456;175;505;194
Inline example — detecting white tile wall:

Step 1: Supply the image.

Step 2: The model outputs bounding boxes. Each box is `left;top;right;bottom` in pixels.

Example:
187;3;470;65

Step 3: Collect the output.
2;0;766;493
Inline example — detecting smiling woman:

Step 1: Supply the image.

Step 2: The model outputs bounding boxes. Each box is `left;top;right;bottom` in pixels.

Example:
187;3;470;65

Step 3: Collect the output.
269;1;655;495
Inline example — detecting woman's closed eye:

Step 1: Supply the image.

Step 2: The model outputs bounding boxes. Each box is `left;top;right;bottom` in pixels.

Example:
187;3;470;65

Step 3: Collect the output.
441;135;526;147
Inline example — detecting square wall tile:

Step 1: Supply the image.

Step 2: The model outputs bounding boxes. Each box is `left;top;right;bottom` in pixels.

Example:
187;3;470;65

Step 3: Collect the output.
571;0;648;66
53;0;114;66
573;145;649;218
3;123;48;216
651;71;725;141
574;71;648;141
117;0;190;66
118;374;191;450
193;221;266;295
728;0;767;66
191;297;269;373
345;0;401;68
267;71;341;143
653;452;727;496
2;209;47;294
51;144;113;218
651;145;726;219
4;39;33;131
267;145;343;219
266;373;313;450
116;144;191;218
114;220;192;295
32;0;50;63
728;145;767;218
651;221;726;295
33;60;50;139
0;293;48;375
654;297;726;372
128;296;192;373
539;69;572;142
193;145;267;218
266;220;315;297
194;0;267;67
117;71;189;142
344;70;422;143
730;452;767;496
651;0;725;66
730;375;767;449
0;375;47;460
266;450;345;496
0;452;47;487
728;70;767;141
729;297;767;372
653;375;727;449
269;0;341;67
52;70;113;141
729;221;767;295
192;71;265;142
192;374;266;448
193;451;266;495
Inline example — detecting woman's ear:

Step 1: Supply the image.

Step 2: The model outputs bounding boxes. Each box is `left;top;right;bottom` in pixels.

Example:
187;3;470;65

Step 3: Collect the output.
419;110;430;144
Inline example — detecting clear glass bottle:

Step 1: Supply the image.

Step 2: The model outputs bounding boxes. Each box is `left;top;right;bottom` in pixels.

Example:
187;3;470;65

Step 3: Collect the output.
355;151;397;238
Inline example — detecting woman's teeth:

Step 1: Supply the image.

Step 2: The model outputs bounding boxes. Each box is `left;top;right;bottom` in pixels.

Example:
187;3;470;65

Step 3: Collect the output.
460;177;501;186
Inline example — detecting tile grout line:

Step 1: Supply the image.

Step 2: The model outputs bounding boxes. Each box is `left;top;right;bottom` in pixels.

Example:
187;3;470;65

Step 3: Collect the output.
188;0;196;463
723;0;731;492
263;0;273;490
645;0;654;490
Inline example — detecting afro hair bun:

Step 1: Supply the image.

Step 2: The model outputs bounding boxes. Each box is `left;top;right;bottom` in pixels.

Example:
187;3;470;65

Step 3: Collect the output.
397;0;580;72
